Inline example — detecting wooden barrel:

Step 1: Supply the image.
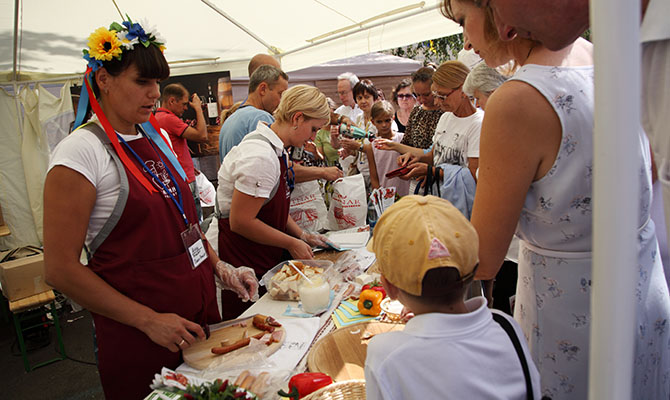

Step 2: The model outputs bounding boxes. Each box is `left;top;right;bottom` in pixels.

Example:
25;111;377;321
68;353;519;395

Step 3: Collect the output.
218;77;234;110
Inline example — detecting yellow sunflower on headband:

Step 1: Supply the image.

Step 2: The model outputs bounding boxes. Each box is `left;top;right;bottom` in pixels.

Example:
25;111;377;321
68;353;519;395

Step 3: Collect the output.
87;27;123;61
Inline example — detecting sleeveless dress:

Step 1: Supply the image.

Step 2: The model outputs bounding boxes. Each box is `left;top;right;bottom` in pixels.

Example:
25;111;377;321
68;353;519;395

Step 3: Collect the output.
510;65;670;399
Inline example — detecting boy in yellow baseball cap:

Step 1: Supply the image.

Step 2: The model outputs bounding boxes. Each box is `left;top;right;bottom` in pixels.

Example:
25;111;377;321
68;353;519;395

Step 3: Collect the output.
365;195;540;400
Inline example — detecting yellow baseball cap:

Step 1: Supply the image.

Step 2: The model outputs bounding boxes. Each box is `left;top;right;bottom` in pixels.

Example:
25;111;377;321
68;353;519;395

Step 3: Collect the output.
367;195;479;296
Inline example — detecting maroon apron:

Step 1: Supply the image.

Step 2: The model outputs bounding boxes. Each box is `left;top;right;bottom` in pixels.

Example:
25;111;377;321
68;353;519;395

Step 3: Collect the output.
88;135;220;399
218;153;291;319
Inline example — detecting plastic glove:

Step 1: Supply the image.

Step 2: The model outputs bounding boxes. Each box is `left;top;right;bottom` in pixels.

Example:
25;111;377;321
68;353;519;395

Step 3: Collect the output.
215;261;259;302
236;265;260;302
300;230;329;248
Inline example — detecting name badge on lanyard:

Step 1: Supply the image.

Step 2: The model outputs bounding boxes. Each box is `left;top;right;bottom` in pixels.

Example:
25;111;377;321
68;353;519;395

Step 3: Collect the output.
118;132;208;269
181;223;207;269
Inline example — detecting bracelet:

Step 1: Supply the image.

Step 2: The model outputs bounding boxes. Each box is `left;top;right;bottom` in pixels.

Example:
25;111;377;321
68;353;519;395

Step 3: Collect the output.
359;143;365;152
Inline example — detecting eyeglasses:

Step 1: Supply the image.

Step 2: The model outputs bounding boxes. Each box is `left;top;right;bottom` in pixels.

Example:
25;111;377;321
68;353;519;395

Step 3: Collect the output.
432;86;461;101
397;94;416;100
337;90;351;96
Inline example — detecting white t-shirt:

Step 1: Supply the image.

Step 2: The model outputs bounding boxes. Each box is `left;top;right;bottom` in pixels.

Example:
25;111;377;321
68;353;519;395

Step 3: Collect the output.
365;297;541;400
47;117;174;247
432;109;483;167
334;104;364;123
216;121;286;215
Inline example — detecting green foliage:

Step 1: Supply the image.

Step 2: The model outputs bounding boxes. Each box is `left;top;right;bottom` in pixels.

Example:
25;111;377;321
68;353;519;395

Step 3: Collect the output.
388;33;464;65
177;379;259;400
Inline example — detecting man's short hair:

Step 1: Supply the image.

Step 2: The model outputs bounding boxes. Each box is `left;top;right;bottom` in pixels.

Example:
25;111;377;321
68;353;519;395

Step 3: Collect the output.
161;83;188;103
337;72;359;89
248;65;289;94
248;54;281;76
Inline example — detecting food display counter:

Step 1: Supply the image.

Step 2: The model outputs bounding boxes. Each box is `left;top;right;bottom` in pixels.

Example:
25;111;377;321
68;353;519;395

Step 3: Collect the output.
145;247;388;400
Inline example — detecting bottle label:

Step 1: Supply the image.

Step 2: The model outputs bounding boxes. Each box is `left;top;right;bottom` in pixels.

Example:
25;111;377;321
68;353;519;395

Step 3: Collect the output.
207;103;218;118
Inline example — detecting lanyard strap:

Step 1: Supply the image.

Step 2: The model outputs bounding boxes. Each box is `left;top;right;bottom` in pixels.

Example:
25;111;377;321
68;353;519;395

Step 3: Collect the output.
117;133;190;227
141;114;187;182
281;153;295;191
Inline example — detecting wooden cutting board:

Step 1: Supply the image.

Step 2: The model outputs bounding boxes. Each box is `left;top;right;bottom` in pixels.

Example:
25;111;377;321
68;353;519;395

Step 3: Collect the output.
307;321;404;381
182;315;285;370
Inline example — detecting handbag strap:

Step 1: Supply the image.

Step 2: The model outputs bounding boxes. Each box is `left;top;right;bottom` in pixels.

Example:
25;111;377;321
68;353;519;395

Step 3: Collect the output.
433;166;441;198
423;165;433;196
492;313;534;400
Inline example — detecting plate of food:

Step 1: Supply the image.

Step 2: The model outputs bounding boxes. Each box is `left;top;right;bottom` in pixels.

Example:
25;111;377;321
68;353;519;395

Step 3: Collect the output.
182;314;285;370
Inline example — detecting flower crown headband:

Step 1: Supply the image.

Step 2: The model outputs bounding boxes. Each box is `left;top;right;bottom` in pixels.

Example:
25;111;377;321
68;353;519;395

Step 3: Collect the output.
82;16;166;72
73;17;182;194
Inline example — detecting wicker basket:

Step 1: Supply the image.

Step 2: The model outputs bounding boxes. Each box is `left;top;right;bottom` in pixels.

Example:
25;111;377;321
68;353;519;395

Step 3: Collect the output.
302;379;366;400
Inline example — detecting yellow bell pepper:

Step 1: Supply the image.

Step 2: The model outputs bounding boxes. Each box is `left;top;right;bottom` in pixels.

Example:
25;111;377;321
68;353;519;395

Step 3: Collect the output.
358;289;383;316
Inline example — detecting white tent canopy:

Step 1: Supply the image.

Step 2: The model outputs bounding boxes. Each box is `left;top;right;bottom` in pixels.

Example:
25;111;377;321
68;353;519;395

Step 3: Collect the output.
279;52;423;82
0;0;461;81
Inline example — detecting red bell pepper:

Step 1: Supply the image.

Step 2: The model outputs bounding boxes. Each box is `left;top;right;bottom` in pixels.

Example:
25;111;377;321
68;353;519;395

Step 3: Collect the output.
362;280;386;298
277;372;333;399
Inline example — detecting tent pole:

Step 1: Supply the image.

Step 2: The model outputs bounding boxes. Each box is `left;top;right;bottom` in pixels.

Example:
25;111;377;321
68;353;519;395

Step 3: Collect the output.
200;0;278;54
1;75;83;86
589;0;640;398
279;2;443;57
12;0;20;81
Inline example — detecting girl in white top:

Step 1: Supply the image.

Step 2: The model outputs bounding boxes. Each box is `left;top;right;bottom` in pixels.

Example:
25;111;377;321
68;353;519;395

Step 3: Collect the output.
336;79;394;193
365;101;411;197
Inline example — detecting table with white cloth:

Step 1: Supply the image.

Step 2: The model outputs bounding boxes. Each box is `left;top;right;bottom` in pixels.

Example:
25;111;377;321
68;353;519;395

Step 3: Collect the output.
145;247;377;400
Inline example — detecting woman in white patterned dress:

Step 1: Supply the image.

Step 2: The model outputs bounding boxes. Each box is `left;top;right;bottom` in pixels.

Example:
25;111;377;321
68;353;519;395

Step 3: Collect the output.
443;1;670;399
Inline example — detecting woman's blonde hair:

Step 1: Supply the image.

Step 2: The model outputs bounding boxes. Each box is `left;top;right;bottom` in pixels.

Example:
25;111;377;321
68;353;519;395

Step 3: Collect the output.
274;84;330;124
441;1;499;43
432;60;470;89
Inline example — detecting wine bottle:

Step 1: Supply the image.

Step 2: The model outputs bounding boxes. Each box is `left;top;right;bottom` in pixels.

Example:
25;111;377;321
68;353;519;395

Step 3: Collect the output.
206;82;218;126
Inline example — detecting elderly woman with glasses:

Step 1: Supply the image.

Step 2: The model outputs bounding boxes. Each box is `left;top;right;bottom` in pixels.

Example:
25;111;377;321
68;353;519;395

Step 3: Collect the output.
376;61;483;184
462;62;509;110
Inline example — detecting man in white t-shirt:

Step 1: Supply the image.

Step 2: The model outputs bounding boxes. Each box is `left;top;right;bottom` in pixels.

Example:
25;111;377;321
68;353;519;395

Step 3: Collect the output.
365;195;540;400
334;72;364;122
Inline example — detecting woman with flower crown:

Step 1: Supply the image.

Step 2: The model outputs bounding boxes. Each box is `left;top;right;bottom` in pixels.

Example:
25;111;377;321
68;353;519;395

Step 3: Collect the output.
42;18;259;399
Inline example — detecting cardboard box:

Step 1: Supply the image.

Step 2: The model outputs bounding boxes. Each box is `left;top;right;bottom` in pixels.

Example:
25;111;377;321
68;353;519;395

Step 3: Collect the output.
0;254;52;301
